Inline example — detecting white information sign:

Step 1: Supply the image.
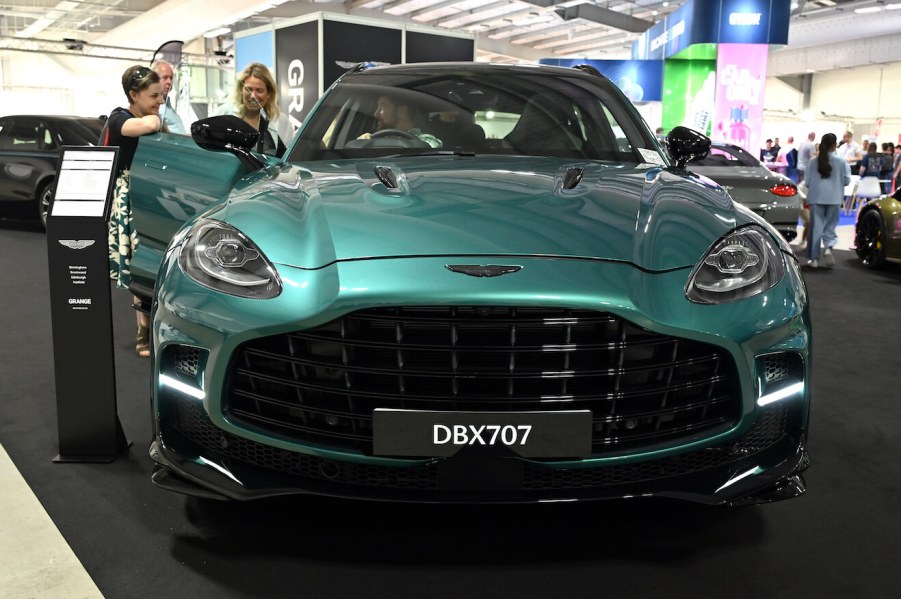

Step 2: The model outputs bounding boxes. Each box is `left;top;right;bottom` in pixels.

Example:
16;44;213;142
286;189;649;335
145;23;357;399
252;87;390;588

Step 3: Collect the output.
51;149;118;217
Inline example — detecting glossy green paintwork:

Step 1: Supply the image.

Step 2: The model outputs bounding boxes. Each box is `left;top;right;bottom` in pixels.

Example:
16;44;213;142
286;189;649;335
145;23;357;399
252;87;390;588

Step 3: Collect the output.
132;134;751;279
219;158;743;272
134;129;810;468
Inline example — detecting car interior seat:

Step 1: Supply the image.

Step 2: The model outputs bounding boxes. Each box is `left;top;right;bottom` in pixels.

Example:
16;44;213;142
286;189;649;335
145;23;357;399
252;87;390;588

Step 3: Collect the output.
504;97;582;155
428;112;485;151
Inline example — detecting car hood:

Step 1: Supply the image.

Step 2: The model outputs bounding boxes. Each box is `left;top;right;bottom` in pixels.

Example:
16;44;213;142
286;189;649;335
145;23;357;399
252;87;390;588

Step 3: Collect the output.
216;156;741;272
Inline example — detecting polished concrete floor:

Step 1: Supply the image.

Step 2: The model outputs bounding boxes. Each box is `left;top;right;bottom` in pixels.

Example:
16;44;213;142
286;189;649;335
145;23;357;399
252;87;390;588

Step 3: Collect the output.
0;445;102;598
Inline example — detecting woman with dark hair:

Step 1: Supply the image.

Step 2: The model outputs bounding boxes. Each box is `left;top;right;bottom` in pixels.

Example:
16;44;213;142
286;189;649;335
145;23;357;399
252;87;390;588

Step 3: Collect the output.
803;132;851;268
102;64;165;356
858;141;884;181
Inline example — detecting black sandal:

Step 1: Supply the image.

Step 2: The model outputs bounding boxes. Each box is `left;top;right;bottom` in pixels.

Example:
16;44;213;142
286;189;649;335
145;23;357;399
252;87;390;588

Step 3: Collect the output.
136;325;150;358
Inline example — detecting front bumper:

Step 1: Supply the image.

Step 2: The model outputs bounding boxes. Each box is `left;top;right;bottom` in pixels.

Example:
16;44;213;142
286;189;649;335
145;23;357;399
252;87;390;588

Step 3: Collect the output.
150;253;811;505
149;399;808;505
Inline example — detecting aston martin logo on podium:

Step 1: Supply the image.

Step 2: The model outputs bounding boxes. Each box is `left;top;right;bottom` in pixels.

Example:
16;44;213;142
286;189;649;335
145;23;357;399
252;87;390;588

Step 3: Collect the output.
59;239;96;250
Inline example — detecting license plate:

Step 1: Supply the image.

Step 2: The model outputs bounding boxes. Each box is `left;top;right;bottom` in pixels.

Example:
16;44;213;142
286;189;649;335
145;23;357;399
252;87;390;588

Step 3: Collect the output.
372;409;592;458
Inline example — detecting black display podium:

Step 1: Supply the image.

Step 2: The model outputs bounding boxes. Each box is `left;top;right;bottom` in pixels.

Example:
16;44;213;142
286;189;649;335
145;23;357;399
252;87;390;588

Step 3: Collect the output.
47;146;129;462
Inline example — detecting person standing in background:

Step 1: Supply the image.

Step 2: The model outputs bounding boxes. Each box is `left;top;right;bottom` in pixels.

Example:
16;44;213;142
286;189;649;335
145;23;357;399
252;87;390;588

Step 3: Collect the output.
760;138;777;163
795;133;816;250
893;144;901;192
219;62;294;157
858;142;884;182
804;132;851;269
797;131;816;180
779;135;798;182
152;60;185;134
837;130;862;175
880;143;894;193
101;65;165;357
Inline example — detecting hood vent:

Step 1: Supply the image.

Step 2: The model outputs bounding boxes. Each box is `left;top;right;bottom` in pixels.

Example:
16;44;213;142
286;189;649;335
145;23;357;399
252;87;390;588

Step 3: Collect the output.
562;166;584;190
374;165;400;190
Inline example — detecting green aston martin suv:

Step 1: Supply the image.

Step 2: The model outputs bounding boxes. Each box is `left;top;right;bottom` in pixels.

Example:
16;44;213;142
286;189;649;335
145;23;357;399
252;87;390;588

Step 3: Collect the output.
128;63;811;505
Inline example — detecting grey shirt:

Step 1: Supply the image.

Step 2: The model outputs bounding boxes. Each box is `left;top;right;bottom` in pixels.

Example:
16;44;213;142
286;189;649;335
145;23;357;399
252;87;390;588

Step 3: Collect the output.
804;153;851;205
797;140;815;172
161;98;186;134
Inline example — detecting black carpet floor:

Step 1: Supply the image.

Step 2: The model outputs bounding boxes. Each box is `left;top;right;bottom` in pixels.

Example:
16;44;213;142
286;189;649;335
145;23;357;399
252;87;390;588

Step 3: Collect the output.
2;217;899;599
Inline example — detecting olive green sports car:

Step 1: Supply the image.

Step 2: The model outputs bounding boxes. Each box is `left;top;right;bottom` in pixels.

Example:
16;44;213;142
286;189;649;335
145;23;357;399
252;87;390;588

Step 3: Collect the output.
130;63;811;505
855;187;901;268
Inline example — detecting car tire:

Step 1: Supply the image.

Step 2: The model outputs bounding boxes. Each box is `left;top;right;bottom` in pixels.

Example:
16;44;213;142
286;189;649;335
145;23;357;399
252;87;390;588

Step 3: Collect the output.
855;209;887;269
38;181;54;229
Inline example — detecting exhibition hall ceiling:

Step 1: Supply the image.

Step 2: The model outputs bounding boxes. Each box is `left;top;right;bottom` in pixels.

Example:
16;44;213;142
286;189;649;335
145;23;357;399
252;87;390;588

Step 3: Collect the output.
0;0;899;63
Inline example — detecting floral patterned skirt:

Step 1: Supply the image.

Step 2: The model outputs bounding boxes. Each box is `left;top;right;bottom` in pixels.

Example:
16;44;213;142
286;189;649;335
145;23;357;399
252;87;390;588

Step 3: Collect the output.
108;171;139;290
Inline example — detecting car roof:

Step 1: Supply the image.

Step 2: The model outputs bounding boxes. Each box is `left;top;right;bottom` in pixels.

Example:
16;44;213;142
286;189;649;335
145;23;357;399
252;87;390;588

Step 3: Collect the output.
345;61;602;80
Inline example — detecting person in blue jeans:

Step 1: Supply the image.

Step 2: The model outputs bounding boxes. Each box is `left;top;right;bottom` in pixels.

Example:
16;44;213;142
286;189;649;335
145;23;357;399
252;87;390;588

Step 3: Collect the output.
804;133;851;268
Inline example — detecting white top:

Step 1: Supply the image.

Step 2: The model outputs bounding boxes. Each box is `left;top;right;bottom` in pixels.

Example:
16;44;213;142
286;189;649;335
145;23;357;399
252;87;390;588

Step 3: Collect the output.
212;102;296;154
837;140;861;164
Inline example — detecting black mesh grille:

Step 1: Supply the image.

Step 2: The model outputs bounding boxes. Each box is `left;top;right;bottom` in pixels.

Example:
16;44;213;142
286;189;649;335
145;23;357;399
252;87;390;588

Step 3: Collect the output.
174;346;201;377
224;307;740;456
763;353;789;384
169;402;789;493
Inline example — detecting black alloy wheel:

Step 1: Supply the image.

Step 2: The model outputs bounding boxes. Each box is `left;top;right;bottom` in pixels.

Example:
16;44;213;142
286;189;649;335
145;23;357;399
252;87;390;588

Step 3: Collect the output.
38;182;54;230
855;209;887;269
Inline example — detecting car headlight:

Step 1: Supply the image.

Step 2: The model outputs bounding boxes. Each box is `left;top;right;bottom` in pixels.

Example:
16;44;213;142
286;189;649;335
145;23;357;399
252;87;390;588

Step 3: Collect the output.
686;226;785;304
178;219;282;299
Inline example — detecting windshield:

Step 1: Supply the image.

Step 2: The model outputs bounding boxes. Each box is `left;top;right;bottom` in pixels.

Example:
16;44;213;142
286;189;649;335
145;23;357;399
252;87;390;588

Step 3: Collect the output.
288;67;663;164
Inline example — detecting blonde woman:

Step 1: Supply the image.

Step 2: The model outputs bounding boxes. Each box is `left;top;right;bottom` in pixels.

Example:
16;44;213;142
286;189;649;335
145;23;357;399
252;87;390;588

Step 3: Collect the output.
219;62;295;157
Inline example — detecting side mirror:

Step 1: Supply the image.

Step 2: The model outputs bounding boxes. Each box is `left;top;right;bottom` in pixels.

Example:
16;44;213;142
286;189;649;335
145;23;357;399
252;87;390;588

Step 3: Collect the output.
665;126;711;169
190;115;264;170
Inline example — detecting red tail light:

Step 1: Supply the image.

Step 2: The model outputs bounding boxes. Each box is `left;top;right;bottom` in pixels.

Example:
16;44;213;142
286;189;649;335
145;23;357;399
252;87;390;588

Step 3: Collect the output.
769;184;797;197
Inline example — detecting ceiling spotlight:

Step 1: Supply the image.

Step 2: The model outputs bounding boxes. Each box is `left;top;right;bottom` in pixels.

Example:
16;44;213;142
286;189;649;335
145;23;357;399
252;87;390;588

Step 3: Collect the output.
63;38;85;51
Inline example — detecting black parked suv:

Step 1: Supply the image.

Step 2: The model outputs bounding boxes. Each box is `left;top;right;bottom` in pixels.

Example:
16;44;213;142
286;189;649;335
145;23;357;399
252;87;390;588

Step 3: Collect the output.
0;115;105;227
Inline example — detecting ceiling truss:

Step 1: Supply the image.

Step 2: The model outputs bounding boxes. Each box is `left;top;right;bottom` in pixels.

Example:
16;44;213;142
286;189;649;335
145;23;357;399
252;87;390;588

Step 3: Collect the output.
0;0;896;69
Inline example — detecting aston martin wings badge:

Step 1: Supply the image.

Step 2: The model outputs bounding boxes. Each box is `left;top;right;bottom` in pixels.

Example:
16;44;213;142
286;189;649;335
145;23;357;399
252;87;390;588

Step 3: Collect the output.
59;240;96;250
445;265;522;277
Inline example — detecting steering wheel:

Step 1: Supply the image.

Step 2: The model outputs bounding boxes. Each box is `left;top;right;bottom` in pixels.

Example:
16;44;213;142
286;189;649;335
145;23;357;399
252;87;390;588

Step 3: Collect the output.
371;128;421;141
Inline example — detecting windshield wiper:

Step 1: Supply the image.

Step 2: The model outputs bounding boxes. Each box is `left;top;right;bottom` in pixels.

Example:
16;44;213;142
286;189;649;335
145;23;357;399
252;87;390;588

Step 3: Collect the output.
384;150;477;158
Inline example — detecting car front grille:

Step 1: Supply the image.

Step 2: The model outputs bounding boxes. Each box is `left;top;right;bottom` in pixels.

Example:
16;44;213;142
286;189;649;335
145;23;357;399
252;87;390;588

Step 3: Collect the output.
223;307;740;455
